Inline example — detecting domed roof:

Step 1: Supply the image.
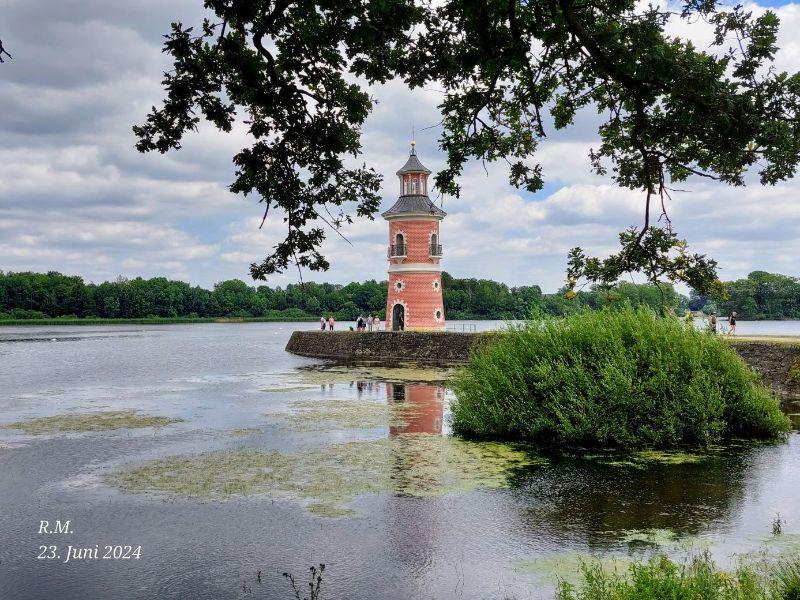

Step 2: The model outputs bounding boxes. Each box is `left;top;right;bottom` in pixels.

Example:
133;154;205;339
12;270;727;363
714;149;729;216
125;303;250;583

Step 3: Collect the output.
395;146;432;175
381;195;446;219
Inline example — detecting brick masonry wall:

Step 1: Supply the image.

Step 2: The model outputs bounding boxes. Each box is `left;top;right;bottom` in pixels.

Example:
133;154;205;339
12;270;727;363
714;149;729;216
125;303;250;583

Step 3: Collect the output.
387;272;444;330
286;332;800;399
389;220;440;263
387;218;444;330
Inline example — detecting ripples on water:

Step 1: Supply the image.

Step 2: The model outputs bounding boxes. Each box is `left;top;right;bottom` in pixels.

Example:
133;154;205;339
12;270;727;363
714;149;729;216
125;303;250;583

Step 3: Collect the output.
0;322;798;600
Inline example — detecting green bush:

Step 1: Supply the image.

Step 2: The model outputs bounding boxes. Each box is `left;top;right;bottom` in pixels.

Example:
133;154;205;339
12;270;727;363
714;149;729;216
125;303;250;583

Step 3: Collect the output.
556;552;800;600
451;308;790;448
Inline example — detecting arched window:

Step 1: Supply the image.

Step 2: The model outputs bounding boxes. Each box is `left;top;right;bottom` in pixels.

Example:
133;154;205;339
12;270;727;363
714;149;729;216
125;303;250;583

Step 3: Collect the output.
430;233;439;256
403;179;408;195
412;178;417;194
394;232;405;256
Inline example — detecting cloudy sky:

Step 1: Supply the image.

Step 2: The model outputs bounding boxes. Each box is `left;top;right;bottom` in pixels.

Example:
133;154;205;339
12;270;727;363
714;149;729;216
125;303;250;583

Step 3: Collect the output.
1;0;799;293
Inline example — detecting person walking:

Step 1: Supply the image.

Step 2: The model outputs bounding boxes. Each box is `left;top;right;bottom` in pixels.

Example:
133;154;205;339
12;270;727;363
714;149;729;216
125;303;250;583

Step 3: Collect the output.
320;316;326;331
367;315;373;332
373;315;380;331
328;315;335;331
709;313;717;334
356;314;364;331
728;311;737;336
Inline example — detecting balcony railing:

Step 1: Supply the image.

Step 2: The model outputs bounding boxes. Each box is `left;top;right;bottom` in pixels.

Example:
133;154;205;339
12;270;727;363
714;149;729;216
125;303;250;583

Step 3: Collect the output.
388;243;407;257
429;244;443;257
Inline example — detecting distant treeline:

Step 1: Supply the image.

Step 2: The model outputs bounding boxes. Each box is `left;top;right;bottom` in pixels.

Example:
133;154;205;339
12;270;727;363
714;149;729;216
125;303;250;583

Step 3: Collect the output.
0;270;797;322
687;271;800;320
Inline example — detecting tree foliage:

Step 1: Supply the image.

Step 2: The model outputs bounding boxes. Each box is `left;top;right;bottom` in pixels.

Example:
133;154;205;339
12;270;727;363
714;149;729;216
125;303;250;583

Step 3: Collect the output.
719;270;800;320
0;270;691;322
136;0;800;291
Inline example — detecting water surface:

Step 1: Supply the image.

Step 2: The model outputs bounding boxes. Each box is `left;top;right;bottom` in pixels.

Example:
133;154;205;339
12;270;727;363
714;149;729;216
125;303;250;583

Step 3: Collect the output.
1;322;798;599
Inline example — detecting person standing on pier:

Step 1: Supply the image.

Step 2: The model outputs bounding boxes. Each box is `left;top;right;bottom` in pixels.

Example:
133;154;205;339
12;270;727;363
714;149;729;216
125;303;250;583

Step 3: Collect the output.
328;315;335;331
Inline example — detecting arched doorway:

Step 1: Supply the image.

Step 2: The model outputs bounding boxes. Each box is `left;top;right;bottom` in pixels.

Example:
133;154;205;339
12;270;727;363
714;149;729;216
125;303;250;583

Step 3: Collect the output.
392;303;405;331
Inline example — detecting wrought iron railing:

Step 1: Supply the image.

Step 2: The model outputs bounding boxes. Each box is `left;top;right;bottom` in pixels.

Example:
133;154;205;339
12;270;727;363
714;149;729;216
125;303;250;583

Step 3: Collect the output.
388;243;407;257
429;244;443;257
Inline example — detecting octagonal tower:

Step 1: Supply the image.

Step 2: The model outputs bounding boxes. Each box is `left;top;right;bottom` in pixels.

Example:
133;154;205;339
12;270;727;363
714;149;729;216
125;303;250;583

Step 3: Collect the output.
382;143;446;331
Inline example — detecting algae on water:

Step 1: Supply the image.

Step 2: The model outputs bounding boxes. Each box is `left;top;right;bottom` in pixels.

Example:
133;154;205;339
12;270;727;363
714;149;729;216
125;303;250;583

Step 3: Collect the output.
583;450;711;469
514;553;633;586
227;427;262;437
269;398;422;431
111;434;544;516
618;528;706;551
5;410;181;434
291;364;456;386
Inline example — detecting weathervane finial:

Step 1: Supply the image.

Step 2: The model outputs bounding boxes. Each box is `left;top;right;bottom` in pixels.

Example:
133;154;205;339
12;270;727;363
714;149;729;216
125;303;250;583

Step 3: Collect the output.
410;122;416;154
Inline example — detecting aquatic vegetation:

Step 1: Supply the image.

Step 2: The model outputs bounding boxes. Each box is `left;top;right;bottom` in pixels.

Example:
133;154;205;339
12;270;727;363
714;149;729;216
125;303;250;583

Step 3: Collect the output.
269;398;421;431
227;428;262;437
618;529;705;551
4;410;181;434
515;553;633;587
555;552;800;600
583;450;711;469
775;514;785;536
284;564;324;600
259;385;318;393
291;364;456;385
759;534;800;555
110;434;543;516
452;308;791;449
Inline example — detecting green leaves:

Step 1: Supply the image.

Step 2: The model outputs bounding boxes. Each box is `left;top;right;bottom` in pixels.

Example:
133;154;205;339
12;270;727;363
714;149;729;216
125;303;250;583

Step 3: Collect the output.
567;227;722;298
136;0;800;289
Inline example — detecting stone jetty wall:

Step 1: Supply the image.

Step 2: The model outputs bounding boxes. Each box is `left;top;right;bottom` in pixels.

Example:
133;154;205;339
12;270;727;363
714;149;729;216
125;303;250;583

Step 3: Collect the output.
286;331;494;365
286;331;800;398
729;341;800;399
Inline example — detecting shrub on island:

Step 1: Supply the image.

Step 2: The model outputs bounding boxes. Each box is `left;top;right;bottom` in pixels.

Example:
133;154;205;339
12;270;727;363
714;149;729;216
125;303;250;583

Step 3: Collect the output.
451;308;790;448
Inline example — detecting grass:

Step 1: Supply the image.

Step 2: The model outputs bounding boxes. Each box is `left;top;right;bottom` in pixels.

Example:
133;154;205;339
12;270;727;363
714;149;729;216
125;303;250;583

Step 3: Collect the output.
555;552;800;600
4;410;181;433
451;308;791;449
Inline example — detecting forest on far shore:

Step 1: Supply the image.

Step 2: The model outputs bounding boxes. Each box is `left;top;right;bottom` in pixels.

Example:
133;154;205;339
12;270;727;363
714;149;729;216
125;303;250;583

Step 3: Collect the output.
0;270;798;322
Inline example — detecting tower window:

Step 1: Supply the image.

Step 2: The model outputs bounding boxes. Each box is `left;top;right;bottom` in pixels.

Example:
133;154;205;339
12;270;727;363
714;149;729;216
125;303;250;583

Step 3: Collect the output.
403;179;408;195
412;179;417;194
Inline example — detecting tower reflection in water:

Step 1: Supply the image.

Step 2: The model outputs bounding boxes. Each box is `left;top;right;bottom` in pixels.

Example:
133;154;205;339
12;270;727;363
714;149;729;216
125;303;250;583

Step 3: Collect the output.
386;382;444;436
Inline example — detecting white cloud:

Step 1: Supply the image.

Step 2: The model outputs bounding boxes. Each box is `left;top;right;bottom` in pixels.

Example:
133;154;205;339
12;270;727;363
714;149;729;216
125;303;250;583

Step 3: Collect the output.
0;1;798;292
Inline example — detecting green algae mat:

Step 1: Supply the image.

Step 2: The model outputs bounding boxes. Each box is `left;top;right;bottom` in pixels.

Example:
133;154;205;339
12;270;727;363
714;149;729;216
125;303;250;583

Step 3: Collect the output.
4;410;181;434
111;435;544;517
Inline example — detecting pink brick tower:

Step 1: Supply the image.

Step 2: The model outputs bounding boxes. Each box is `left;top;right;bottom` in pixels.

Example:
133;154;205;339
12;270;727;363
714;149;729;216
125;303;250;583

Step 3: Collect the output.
383;142;446;331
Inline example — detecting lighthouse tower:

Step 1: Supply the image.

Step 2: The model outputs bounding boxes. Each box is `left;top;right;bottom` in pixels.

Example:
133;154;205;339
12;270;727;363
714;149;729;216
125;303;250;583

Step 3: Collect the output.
382;142;446;331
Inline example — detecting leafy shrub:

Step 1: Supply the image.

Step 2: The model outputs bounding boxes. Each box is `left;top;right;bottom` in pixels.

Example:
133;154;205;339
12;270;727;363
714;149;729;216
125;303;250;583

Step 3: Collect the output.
451;308;790;448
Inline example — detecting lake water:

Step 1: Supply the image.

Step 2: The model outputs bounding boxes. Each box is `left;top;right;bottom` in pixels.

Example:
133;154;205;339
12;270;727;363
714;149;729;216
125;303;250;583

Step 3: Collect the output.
1;322;799;600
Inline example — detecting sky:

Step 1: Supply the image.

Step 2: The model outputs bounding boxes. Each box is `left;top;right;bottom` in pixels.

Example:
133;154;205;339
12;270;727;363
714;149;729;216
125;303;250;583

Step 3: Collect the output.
1;1;799;293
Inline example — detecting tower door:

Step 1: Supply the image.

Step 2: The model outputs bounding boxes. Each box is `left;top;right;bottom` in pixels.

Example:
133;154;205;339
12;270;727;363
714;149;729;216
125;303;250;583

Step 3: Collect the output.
392;303;405;331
